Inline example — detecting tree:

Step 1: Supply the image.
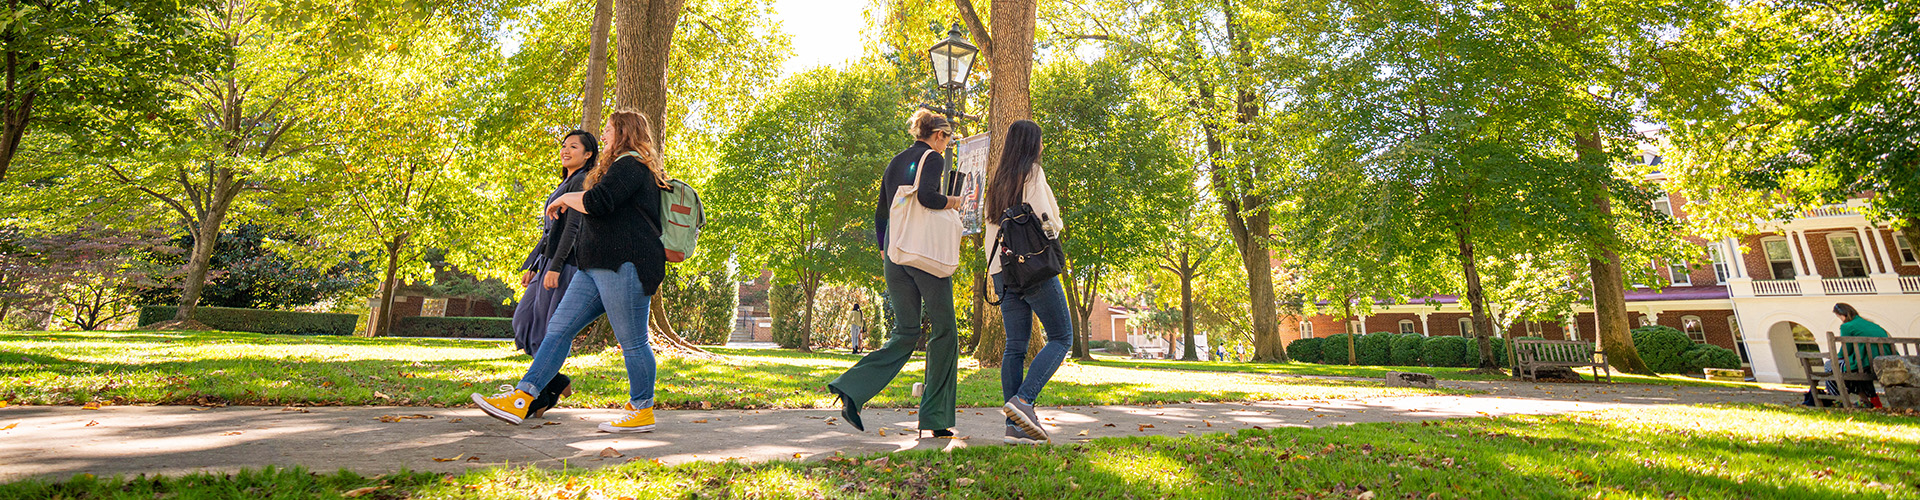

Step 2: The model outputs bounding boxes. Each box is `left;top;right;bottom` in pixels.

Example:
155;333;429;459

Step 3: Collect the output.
708;65;901;352
615;0;687;141
135;224;371;310
1156;199;1224;361
1030;58;1187;362
0;226;171;330
0;0;210;182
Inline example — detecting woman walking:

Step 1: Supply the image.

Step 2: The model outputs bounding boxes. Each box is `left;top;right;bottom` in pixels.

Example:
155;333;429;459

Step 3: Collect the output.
507;130;599;418
475;109;672;433
828;109;965;437
983;120;1070;444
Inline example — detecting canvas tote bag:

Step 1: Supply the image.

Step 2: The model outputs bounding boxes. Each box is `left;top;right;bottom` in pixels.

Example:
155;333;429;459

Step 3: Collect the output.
885;150;962;277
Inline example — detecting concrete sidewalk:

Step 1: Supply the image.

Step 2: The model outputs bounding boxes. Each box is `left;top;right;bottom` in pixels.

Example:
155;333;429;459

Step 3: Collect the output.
0;381;1797;482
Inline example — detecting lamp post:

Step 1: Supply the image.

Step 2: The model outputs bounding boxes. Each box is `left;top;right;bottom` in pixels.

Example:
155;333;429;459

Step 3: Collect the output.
927;22;978;124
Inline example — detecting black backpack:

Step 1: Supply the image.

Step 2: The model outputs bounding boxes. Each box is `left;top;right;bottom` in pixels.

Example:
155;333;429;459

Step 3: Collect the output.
988;203;1065;304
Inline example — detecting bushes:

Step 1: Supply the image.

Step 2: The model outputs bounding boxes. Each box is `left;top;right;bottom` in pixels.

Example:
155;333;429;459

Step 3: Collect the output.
1320;334;1354;364
1422;336;1474;367
1390;333;1424;366
1684;344;1742;372
1105;341;1134;355
1357;332;1395;365
1088;340;1109;350
389;316;512;339
138;305;357;336
1287;337;1324;364
1631;326;1696;374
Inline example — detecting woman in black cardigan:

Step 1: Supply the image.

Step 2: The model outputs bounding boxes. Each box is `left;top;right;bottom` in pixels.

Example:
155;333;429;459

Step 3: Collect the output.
476;110;670;434
508;129;596;418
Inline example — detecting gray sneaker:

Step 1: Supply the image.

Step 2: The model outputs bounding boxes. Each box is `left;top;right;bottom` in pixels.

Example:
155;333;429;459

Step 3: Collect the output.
1003;397;1048;442
1003;424;1038;445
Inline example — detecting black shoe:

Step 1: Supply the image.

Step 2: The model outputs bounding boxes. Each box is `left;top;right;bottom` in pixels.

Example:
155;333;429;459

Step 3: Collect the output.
830;385;864;431
930;429;955;438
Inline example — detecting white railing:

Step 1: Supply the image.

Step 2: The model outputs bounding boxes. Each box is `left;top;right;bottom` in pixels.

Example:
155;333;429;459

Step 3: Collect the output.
1801;203;1864;218
1902;276;1920;294
1751;279;1802;296
1822;277;1876;295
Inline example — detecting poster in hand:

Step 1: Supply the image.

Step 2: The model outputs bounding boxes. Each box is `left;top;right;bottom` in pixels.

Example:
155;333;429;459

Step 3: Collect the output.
954;132;990;236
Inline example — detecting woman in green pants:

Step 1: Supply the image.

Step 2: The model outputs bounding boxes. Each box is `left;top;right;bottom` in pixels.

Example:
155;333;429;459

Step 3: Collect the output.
829;109;964;437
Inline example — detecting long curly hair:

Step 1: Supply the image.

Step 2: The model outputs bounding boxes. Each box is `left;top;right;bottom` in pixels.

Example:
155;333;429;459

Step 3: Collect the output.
586;109;668;189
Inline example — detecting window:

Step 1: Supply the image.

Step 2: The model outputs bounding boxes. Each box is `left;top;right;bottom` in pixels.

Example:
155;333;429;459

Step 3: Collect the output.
1637;315;1655;327
1709;246;1730;284
1651;187;1673;217
1762;238;1796;279
1827;234;1869;278
1299;321;1313;339
1399;320;1417;335
1896;233;1917;266
1526;322;1542;336
1669;262;1692;286
1564;321;1581;341
1348;321;1364;335
1728;316;1750;365
1681;315;1705;343
1457;318;1473;336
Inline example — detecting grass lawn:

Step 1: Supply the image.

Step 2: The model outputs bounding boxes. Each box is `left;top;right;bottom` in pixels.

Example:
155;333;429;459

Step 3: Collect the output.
5;404;1915;499
1085;358;1802;390
0;331;1458;409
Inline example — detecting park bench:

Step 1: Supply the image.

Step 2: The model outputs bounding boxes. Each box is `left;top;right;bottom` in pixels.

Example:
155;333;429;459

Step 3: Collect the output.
1798;332;1920;409
1514;339;1611;383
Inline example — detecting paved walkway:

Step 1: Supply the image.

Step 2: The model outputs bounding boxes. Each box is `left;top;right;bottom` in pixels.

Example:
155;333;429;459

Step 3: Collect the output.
0;380;1799;482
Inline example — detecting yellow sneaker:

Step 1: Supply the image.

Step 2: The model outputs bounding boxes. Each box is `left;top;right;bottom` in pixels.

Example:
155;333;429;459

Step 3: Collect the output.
597;404;656;433
472;385;534;425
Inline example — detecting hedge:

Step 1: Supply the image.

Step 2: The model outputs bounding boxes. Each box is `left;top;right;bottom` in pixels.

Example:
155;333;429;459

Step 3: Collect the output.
139;305;358;336
1287;337;1324;364
1088;340;1110;350
1422;335;1474;367
1389;333;1424;366
1105;341;1134;355
1357;332;1395;365
389;316;513;339
1683;344;1743;373
1321;334;1355;364
1631;326;1696;374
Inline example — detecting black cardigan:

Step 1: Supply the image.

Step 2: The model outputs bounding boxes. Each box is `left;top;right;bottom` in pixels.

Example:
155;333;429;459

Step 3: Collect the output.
873;141;950;249
576;154;667;294
521;167;588;274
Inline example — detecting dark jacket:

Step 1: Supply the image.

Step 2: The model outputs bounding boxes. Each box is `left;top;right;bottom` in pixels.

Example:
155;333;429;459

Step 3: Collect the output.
874;140;950;249
576;154;667;294
521;167;589;274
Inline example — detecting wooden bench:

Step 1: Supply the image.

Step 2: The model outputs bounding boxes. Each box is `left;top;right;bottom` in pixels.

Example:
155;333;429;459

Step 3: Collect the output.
1515;339;1611;382
1798;332;1920;409
1515;339;1611;383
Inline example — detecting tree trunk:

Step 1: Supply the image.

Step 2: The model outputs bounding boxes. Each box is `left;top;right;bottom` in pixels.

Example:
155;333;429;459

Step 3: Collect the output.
1062;269;1100;362
983;0;1036;189
1576;131;1654;375
1454;211;1501;373
613;0;684;140
371;234;409;337
1178;259;1198;361
171;184;237;324
647;292;707;353
0;88;33;183
579;0;614;134
798;272;817;353
967;269;986;355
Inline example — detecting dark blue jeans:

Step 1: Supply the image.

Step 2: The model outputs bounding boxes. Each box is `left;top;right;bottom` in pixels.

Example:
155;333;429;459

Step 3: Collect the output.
994;273;1073;410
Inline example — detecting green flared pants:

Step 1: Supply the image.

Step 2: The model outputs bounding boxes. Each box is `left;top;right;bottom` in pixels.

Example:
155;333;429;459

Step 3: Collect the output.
828;260;958;431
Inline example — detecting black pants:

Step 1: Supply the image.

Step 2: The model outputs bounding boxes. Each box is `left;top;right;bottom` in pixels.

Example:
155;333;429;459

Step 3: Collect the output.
529;373;571;415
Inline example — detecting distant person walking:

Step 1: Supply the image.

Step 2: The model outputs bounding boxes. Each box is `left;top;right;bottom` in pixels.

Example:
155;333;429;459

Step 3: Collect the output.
476;109;672;433
983;120;1071;444
848;303;864;354
507;129;598;418
828;109;965;437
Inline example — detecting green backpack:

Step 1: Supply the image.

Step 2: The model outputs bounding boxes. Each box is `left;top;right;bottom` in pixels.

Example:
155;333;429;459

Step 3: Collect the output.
617;152;705;262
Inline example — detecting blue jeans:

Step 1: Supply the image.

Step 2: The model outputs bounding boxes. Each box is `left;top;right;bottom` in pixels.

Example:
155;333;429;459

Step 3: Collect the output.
517;262;655;409
995;273;1073;410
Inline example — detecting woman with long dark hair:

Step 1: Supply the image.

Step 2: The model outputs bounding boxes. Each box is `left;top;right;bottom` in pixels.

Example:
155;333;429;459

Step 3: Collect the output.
982;120;1070;444
828;108;965;437
476;109;672;433
1834;303;1888;407
508;129;598;418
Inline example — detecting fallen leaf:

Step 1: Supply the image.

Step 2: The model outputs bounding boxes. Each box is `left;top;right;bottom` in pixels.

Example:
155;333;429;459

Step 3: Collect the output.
1076;430;1089;436
1358;491;1375;500
373;391;391;400
0;423;16;431
85;420;99;427
377;414;433;423
956;478;976;486
866;457;889;468
1103;423;1116;427
542;421;560;426
449;418;462;423
342;486;389;497
82;402;101;410
793;453;803;458
281;407;310;413
466;456;480;462
599;447;623;458
432;454;465;462
692;420;708;423
221;431;242;436
188;407;209;411
1137;424;1155;431
0;401;8;408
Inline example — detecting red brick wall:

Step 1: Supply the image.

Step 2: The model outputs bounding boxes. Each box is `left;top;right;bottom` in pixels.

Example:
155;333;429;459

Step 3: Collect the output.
1874;227;1920;275
1742;233;1784;280
1363;313;1420;334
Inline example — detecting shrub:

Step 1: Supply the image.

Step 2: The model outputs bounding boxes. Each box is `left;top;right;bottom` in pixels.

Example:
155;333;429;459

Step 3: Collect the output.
1088;340;1110;349
1484;336;1545;368
390;316;513;338
1105;341;1134;355
1683;344;1743;372
1390;333;1424;366
139;305;357;336
1357;332;1395;365
1287;337;1324;364
1631;325;1695;373
1320;334;1354;364
1421;335;1474;367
